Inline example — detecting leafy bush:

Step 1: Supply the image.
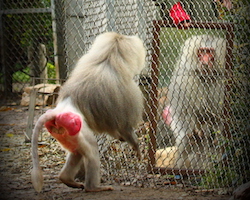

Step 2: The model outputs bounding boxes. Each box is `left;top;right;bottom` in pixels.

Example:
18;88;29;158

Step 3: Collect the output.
12;67;30;82
12;62;56;83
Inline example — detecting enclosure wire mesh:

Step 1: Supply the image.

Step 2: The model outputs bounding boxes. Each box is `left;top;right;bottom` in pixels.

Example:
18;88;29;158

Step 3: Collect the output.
1;0;249;192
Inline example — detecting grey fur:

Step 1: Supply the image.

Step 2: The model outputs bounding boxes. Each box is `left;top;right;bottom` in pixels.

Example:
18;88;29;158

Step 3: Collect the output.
31;32;146;192
167;35;226;169
59;32;145;140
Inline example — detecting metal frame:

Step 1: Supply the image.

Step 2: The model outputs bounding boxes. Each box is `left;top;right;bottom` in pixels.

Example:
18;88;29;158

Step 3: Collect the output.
147;20;234;175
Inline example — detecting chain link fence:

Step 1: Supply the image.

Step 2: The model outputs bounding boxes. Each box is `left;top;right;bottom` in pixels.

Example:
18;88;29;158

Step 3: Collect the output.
0;0;54;100
1;0;250;192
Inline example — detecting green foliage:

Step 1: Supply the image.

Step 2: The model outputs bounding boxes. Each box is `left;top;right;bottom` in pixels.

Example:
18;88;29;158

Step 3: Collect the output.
3;0;54;82
47;62;57;84
12;62;56;83
227;0;250;185
47;62;56;79
12;67;30;83
200;0;250;188
202;165;238;188
3;0;51;9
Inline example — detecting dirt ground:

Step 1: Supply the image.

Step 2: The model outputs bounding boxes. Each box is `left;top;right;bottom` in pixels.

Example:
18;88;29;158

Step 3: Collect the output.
0;105;232;200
